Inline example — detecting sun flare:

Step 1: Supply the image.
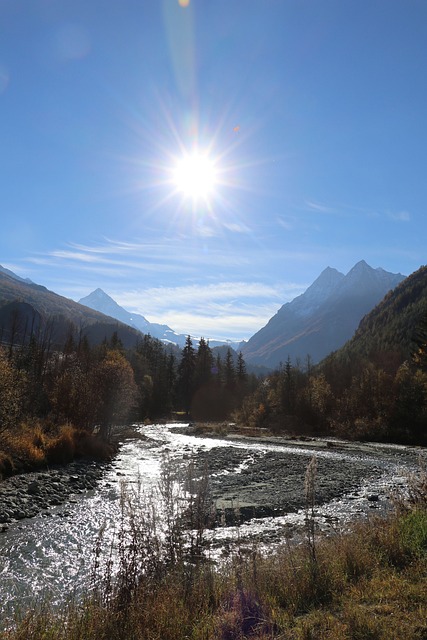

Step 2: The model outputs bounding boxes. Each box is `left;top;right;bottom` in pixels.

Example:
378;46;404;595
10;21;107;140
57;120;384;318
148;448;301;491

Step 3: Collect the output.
172;152;217;200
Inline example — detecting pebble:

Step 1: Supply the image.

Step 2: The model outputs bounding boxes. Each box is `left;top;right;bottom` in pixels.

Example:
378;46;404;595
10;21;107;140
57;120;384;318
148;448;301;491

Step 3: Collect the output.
0;461;107;527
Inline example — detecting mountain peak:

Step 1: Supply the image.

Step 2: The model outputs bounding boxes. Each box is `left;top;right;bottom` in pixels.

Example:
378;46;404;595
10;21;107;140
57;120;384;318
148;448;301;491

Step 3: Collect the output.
91;288;111;299
348;259;372;274
79;289;127;318
242;260;406;367
313;265;344;285
293;266;344;309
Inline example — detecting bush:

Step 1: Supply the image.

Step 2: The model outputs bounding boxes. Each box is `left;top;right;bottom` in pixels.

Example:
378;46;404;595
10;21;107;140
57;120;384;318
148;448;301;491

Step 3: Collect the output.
399;510;427;557
0;450;14;478
46;425;76;465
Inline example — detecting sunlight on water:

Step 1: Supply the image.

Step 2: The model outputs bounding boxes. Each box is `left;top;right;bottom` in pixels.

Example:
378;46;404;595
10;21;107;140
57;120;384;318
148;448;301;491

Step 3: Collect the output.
0;423;421;624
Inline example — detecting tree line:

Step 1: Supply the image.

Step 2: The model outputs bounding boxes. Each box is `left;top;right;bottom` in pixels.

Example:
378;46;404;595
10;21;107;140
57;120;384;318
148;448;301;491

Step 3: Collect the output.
0;325;257;445
235;315;427;446
1;301;426;458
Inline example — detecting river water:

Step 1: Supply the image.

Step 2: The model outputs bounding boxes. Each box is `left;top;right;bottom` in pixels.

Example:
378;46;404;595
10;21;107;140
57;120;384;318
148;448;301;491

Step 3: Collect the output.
0;423;424;623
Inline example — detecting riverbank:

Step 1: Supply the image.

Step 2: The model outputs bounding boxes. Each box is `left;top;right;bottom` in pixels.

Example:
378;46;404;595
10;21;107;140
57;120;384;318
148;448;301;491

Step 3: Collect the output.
0;421;423;538
2;467;426;640
0;460;109;530
0;422;117;480
0;424;138;530
171;422;423;528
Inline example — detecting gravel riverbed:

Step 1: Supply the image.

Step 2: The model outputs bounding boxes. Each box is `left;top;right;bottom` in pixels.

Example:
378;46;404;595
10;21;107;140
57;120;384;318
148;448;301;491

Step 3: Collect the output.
172;426;424;527
0;461;109;530
0;425;424;536
0;423;425;622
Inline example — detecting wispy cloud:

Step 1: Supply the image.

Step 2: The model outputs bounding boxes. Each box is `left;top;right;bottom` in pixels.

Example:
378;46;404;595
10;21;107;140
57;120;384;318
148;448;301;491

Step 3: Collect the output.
20;238;313;340
112;281;306;340
388;210;411;222
222;221;251;233
25;237;253;274
149;310;277;341
118;281;298;308
305;200;338;214
304;199;412;224
277;216;294;230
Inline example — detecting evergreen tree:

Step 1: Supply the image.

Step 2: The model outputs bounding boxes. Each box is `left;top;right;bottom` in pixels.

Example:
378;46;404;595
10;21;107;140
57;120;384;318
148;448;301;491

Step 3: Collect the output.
280;356;295;413
224;348;235;390
236;351;247;384
176;336;196;414
195;338;213;389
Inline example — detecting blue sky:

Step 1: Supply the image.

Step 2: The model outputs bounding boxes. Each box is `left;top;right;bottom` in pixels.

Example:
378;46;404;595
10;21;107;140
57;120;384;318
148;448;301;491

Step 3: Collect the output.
1;0;426;341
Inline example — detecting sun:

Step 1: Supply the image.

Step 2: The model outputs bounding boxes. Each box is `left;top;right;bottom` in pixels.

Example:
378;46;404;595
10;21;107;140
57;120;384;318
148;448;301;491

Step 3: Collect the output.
172;152;217;200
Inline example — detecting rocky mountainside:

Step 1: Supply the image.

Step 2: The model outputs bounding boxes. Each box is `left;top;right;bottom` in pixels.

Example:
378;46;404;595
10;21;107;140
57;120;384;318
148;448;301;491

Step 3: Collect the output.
321;264;427;371
0;267;142;348
241;260;405;368
0;265;33;285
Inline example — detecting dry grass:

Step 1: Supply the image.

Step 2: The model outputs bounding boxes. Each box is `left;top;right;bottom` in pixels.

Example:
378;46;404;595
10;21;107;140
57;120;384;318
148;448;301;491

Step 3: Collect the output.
0;422;115;475
1;458;426;639
192;421;274;439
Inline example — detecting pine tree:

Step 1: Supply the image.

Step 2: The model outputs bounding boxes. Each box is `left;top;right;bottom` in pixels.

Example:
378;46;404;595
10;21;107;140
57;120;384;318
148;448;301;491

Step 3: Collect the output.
236;351;247;383
195;338;213;389
224;348;235;390
177;336;196;414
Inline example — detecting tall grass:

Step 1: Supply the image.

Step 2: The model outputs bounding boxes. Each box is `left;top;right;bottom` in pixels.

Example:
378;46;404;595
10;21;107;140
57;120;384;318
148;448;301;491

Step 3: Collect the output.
1;458;426;639
0;422;115;477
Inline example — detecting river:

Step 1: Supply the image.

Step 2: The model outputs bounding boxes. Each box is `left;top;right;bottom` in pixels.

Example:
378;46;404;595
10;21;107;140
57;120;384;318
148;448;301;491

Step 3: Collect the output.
0;423;424;624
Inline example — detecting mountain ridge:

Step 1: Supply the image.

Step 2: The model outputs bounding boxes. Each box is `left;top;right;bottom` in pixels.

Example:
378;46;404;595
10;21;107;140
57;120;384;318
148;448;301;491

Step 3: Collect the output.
0;267;143;349
241;261;405;368
78;287;244;350
0;262;407;359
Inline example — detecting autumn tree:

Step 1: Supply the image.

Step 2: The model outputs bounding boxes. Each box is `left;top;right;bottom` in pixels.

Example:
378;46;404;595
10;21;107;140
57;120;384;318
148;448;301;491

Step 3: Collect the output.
389;363;427;443
0;348;25;437
49;357;96;429
91;350;137;437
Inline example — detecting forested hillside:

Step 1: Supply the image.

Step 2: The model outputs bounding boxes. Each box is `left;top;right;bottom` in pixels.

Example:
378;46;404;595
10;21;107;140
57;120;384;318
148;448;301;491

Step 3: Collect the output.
235;266;427;444
325;264;427;370
0;326;255;477
0;269;143;349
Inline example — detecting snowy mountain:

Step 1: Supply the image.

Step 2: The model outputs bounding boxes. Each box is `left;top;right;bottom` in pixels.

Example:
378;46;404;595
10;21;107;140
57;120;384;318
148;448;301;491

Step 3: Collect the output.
241;260;405;368
78;288;243;350
78;289;183;344
0;267;142;349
